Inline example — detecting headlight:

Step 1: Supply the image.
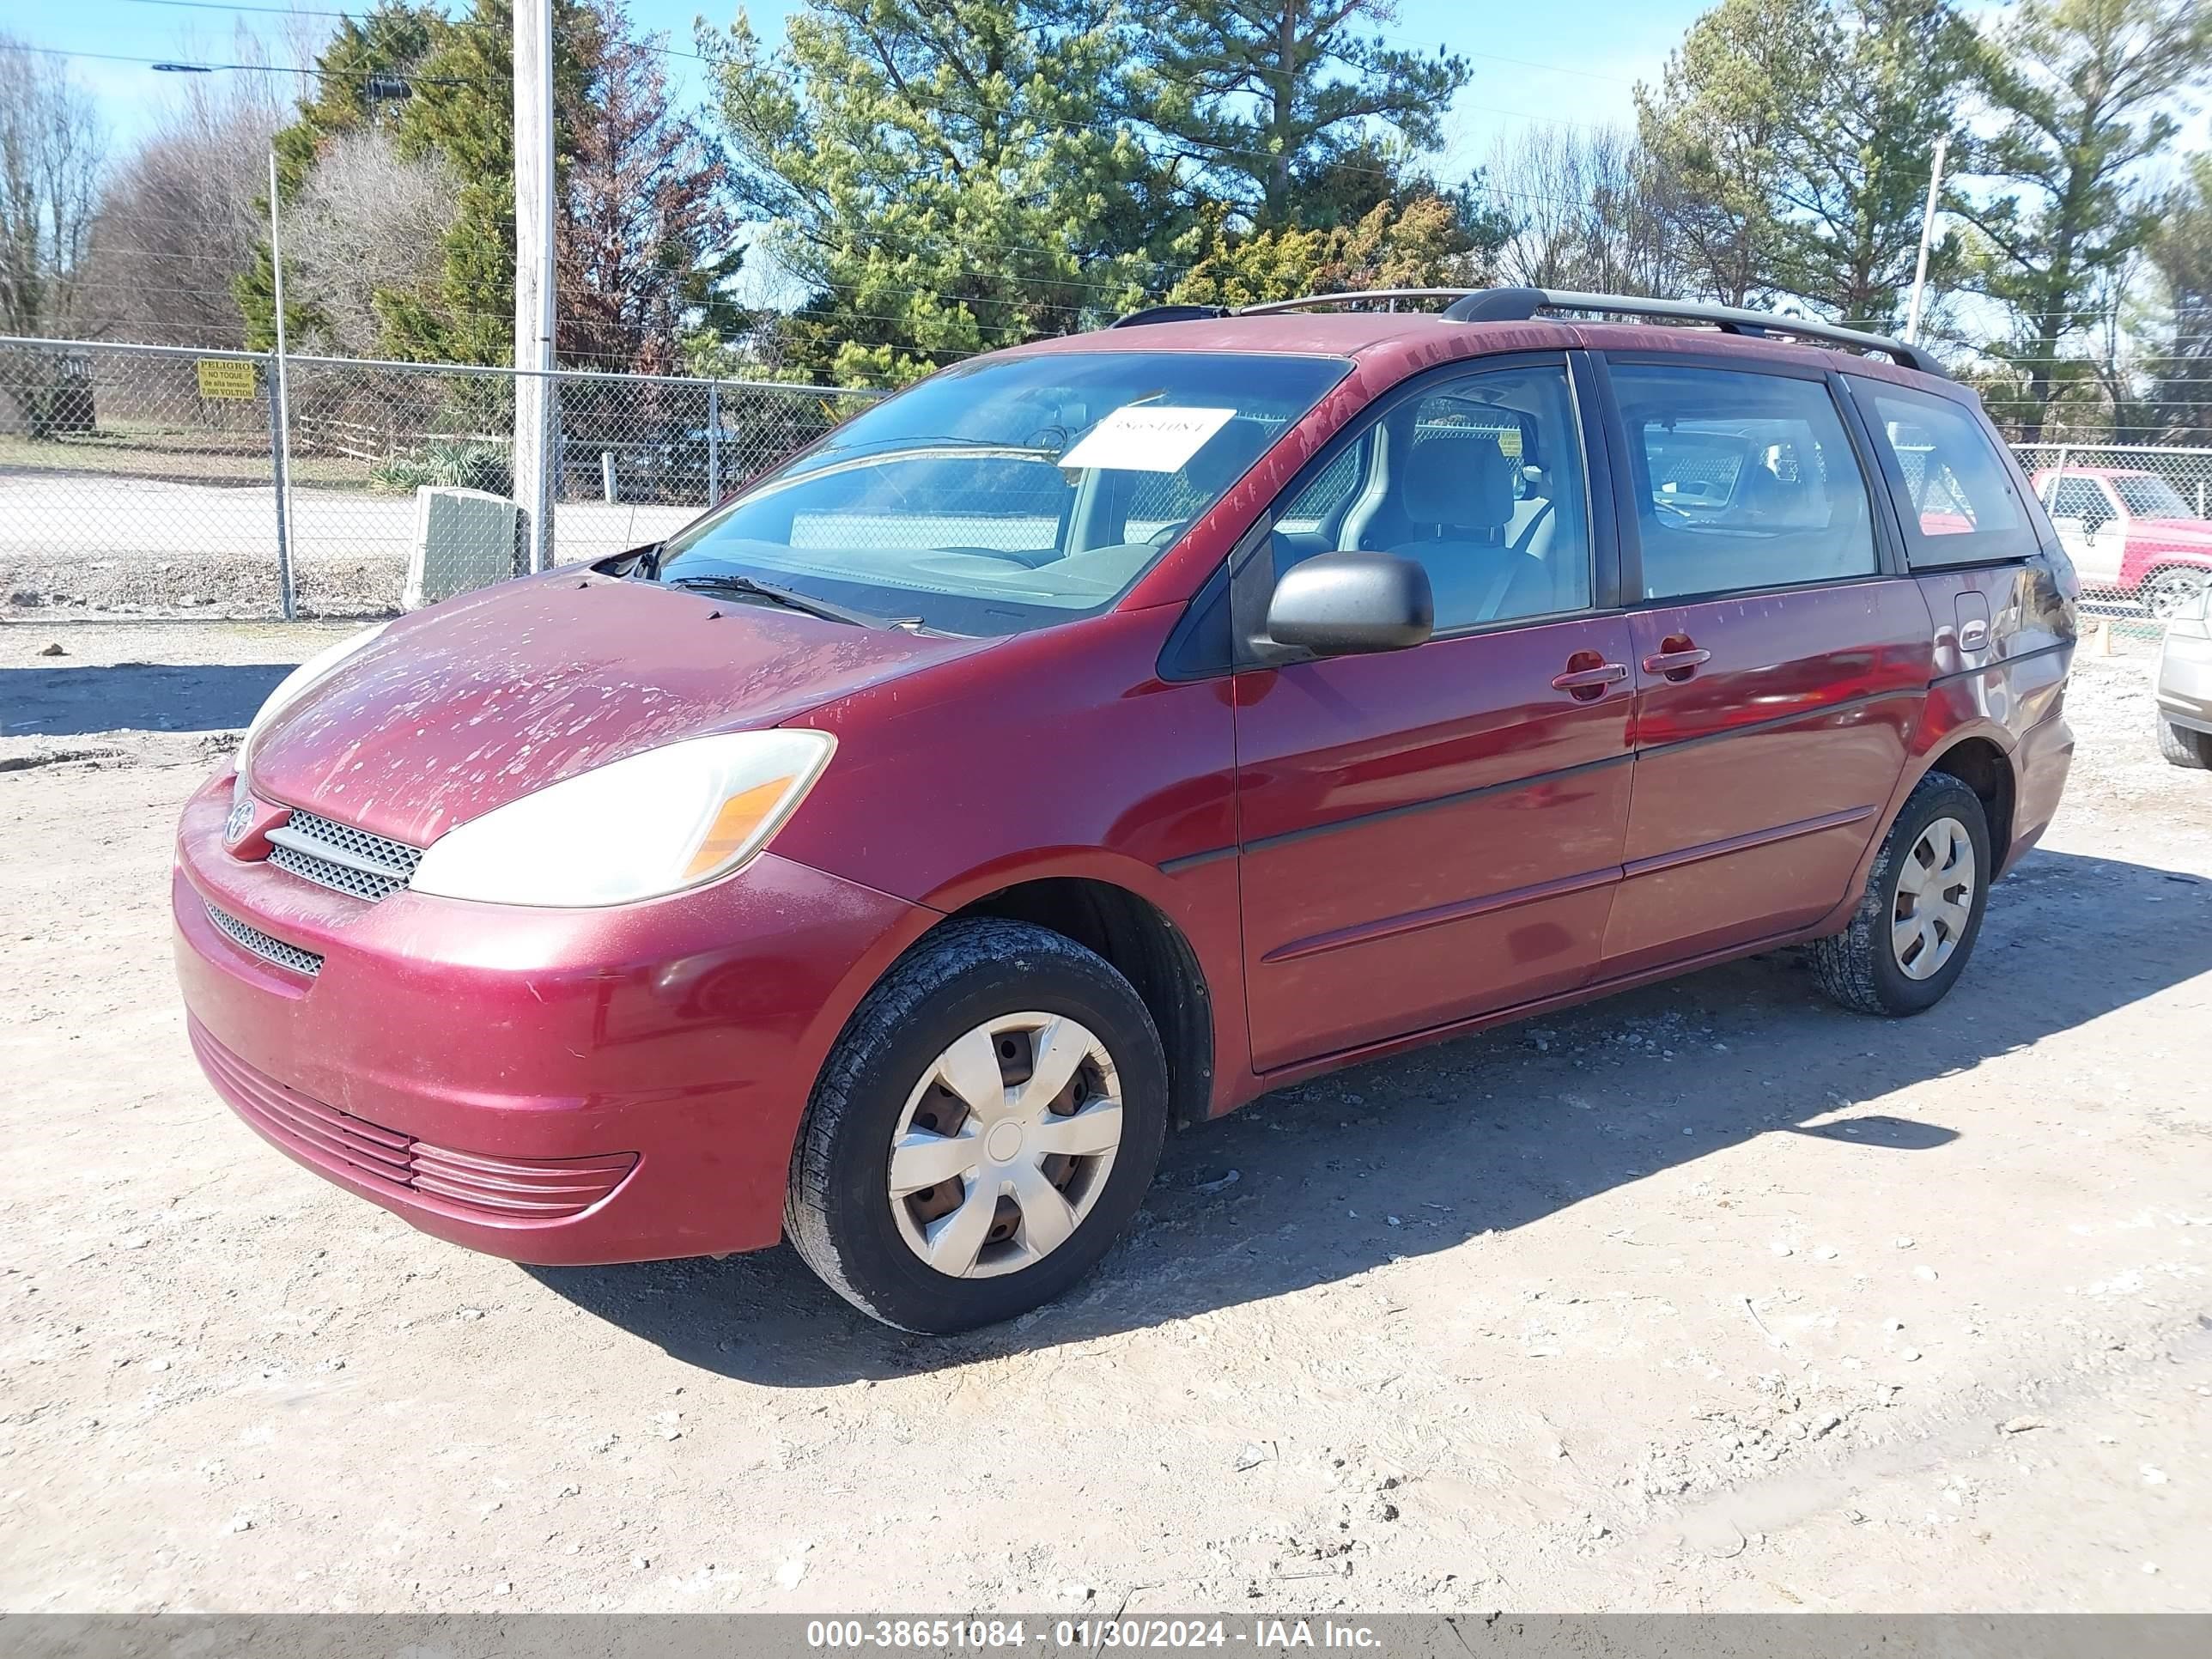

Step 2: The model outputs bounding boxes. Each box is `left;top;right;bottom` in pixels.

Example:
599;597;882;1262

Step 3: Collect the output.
236;623;390;773
408;730;836;908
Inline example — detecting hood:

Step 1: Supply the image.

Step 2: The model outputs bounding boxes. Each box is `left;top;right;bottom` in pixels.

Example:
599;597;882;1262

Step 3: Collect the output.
247;571;986;846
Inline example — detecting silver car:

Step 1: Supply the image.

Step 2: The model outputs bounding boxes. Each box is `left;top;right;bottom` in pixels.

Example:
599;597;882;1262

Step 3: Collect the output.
2157;586;2212;768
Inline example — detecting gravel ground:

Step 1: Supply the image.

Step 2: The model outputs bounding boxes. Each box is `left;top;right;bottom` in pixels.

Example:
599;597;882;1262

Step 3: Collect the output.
1;619;2208;1614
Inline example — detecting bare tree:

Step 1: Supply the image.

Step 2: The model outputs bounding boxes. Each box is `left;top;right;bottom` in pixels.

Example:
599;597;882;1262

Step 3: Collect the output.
1484;125;1681;297
87;60;288;348
285;127;459;360
0;32;104;338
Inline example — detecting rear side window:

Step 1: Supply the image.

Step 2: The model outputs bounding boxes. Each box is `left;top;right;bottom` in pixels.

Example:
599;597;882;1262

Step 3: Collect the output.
1611;363;1879;600
1854;380;2033;567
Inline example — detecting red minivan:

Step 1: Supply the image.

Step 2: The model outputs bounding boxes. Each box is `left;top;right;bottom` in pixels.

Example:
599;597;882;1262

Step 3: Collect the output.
172;289;2078;1332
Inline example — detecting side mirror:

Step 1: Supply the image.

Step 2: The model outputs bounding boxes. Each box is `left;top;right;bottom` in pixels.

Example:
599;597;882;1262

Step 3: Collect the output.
1265;550;1434;655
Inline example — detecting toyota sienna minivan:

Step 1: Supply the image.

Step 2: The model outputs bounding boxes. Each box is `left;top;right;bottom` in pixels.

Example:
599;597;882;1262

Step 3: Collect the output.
173;288;2078;1332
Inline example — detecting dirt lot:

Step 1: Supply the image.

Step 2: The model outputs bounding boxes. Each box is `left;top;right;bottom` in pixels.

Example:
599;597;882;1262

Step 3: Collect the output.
2;619;2208;1615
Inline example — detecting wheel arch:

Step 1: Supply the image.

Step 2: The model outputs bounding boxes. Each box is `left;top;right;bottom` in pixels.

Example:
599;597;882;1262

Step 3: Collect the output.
1918;732;2017;871
942;875;1216;1130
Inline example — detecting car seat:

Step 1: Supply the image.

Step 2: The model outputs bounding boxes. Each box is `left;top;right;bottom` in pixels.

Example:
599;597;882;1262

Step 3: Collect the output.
1387;441;1550;624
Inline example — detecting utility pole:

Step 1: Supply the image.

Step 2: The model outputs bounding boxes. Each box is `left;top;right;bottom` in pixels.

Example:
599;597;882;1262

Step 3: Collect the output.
1903;133;1949;348
266;149;296;620
512;0;557;573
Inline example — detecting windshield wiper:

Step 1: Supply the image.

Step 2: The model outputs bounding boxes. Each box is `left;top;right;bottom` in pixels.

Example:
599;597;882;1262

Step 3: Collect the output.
665;572;896;629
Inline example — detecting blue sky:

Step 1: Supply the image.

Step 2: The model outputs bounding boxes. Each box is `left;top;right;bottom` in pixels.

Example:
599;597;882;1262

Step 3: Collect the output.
14;0;1703;169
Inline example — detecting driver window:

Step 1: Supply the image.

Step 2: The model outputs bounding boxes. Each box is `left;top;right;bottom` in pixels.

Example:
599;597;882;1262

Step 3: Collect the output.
2051;477;2112;531
1288;363;1594;630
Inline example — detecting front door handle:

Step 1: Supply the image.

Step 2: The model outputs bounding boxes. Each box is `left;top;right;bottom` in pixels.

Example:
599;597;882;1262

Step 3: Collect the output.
1551;660;1629;700
1642;638;1711;681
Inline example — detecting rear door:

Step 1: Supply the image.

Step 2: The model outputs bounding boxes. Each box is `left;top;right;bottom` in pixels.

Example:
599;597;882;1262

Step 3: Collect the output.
1595;356;1934;975
1233;354;1637;1072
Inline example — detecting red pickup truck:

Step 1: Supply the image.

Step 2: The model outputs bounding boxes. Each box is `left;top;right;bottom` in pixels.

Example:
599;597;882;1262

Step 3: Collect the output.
2030;465;2212;619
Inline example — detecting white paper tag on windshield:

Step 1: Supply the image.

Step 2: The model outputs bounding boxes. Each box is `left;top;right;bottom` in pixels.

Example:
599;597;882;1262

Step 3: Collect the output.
1058;405;1237;473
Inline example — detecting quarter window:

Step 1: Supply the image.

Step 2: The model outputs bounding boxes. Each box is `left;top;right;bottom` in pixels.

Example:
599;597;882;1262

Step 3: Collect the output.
1856;381;2032;566
1612;363;1879;600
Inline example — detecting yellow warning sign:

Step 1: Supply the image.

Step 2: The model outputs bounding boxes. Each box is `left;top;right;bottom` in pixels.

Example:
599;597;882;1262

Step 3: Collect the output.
196;359;258;400
1497;427;1523;458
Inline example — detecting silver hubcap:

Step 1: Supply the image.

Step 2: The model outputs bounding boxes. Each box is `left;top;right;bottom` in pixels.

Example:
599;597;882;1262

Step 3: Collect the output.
887;1012;1123;1279
1892;817;1977;981
2148;572;2207;619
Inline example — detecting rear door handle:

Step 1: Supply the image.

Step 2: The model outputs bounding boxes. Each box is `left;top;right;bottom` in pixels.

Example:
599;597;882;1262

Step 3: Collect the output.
1641;647;1711;680
1550;661;1629;697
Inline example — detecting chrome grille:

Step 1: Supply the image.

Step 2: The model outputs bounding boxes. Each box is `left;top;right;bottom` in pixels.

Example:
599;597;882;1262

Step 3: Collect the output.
265;809;422;902
205;902;323;977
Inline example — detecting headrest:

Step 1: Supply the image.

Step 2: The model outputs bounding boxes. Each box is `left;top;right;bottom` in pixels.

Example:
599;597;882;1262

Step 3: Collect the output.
1401;437;1515;530
1737;463;1804;520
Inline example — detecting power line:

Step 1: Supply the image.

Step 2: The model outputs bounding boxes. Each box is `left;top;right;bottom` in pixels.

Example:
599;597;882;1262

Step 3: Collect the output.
5;40;482;86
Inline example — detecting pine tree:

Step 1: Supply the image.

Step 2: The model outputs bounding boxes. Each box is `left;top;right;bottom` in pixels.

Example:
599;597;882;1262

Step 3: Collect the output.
375;0;601;366
1127;0;1468;230
1766;0;1972;332
1636;0;1822;307
1955;0;2212;440
234;2;438;349
705;0;1176;385
2142;156;2212;441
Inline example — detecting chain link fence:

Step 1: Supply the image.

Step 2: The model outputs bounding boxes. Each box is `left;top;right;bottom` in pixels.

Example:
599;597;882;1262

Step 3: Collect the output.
9;335;2212;633
1;337;881;621
2013;443;2212;631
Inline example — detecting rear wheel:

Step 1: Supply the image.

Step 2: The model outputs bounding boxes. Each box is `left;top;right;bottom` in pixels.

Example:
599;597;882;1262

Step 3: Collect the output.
2158;716;2212;769
2142;566;2211;621
1812;773;1992;1017
786;918;1168;1332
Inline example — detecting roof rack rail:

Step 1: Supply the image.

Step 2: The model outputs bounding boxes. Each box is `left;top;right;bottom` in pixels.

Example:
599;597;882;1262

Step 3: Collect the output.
1106;303;1231;328
1236;288;1485;317
1442;287;1943;376
1105;286;1942;375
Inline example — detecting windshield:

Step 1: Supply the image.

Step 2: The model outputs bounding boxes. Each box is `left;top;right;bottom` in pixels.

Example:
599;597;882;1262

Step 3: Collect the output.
2111;475;2194;519
653;351;1347;635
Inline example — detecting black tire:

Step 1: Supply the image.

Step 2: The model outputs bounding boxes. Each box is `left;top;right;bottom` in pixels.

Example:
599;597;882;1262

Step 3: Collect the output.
2156;716;2212;769
1811;772;1993;1017
785;917;1169;1333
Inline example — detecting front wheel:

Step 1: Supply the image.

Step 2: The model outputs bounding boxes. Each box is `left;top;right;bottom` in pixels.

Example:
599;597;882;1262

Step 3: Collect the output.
1811;773;1992;1017
786;918;1169;1333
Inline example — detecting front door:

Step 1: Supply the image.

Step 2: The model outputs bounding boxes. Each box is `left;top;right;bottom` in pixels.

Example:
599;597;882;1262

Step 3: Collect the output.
1595;358;1933;975
1233;356;1637;1073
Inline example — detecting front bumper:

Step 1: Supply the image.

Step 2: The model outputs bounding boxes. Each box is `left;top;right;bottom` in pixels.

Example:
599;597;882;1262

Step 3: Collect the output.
172;772;934;1263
